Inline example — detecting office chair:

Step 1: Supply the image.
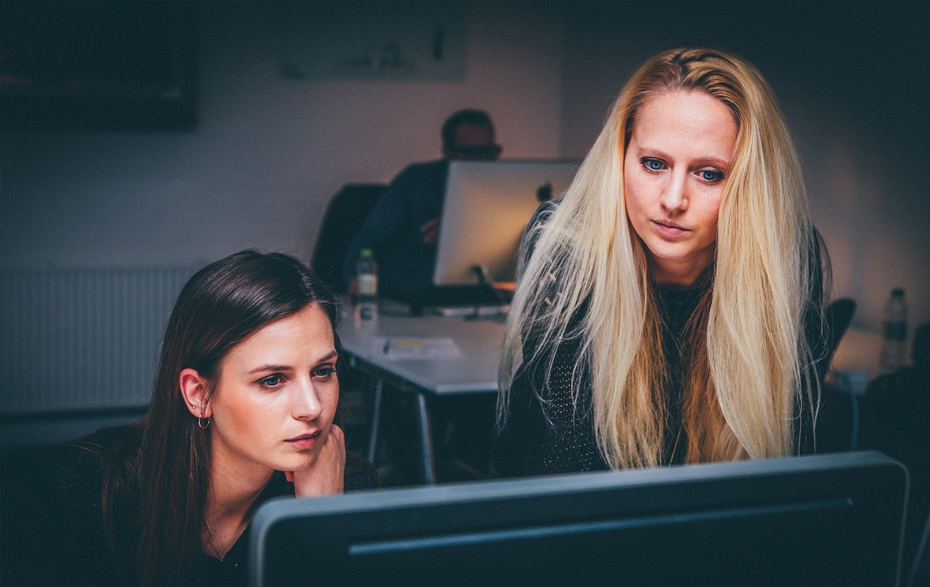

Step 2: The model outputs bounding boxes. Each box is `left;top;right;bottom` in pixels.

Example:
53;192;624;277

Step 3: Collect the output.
311;183;385;295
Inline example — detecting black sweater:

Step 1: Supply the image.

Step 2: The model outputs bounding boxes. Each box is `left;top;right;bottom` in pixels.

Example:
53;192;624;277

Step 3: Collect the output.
492;284;708;477
2;424;378;587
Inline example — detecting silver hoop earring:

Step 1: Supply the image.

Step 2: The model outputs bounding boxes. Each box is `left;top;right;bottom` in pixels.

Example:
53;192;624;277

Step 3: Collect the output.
198;416;210;430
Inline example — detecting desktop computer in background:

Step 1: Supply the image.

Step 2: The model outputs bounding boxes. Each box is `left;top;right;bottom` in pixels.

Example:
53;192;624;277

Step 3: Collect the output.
251;452;907;587
433;159;580;287
386;160;580;315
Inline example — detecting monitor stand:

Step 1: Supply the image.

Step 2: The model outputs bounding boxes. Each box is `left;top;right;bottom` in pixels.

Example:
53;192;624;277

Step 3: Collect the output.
383;265;512;316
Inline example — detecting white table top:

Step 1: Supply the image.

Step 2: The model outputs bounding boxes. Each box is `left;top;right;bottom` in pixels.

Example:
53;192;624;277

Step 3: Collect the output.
337;315;505;395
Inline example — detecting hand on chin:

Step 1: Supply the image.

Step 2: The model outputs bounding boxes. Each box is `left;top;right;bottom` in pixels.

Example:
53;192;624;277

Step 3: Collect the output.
284;425;346;497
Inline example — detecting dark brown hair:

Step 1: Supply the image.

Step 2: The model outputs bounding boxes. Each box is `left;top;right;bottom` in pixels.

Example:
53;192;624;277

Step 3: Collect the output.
441;108;494;151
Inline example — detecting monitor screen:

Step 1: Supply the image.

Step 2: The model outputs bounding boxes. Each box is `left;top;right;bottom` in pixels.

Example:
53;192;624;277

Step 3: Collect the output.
250;452;907;587
433;160;580;287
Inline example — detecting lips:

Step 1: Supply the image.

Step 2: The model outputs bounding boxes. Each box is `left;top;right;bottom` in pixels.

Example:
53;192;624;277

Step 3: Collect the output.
286;431;321;449
652;219;688;236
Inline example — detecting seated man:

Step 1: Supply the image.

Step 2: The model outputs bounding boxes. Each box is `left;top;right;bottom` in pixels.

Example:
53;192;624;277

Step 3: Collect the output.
343;109;501;296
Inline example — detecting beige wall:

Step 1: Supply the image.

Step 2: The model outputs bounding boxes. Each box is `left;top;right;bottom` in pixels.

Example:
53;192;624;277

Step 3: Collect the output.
2;1;927;333
0;3;564;268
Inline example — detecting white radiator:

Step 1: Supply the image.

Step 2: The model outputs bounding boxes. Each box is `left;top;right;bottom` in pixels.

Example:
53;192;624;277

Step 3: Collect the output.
0;266;199;415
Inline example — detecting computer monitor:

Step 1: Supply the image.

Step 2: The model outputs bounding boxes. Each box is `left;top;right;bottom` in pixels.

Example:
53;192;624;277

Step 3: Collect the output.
250;452;907;587
432;160;580;287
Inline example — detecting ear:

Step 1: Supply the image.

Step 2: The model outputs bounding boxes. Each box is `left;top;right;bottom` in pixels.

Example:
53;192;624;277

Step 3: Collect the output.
179;368;212;418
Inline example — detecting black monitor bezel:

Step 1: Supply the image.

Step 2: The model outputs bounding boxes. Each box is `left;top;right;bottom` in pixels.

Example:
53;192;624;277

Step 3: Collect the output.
251;452;907;587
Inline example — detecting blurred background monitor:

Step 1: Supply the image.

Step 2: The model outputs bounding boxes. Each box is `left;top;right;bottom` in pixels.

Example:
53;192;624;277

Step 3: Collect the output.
433;160;580;287
250;452;907;587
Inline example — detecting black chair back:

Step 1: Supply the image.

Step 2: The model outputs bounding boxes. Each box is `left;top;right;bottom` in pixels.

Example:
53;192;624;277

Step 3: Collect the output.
311;184;385;294
818;297;857;380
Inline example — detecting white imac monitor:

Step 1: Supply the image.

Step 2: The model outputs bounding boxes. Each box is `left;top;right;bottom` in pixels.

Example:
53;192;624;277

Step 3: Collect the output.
433;160;580;287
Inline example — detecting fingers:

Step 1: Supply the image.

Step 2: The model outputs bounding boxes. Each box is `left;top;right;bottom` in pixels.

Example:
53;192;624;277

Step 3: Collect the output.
420;218;440;245
290;425;346;497
327;423;346;451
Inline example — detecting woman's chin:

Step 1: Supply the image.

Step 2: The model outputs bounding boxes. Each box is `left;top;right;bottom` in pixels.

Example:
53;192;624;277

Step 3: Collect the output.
276;453;317;475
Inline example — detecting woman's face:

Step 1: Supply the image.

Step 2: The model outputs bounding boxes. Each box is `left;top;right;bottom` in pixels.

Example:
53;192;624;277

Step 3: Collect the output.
623;89;738;286
205;303;339;482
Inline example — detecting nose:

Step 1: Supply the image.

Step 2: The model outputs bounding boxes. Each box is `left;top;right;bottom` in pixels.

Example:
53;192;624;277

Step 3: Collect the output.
659;169;689;213
292;377;323;421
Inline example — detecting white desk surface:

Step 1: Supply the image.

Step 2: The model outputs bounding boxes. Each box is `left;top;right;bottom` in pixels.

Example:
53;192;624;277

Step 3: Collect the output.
337;315;504;395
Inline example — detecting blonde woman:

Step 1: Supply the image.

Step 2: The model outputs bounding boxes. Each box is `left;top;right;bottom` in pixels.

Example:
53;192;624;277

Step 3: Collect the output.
494;47;829;476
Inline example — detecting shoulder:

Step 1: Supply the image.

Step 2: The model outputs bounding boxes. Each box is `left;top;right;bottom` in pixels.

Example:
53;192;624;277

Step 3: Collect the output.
38;425;140;502
1;425;141;586
524;198;562;245
380;161;448;209
517;198;563;277
55;424;142;518
392;159;448;183
529;197;561;227
72;422;143;453
1;437;107;524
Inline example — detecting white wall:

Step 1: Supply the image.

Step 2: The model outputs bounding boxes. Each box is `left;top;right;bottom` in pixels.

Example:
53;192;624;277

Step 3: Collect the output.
0;2;564;268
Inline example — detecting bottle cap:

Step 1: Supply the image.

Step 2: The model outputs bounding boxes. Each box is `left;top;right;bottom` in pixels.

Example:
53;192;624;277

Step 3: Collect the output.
891;287;905;297
360;248;373;257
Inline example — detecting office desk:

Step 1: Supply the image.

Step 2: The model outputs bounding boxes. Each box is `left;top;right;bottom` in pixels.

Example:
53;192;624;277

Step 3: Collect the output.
338;315;504;483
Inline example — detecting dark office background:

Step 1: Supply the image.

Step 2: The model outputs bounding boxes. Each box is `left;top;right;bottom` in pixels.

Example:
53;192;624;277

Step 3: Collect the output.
1;1;928;415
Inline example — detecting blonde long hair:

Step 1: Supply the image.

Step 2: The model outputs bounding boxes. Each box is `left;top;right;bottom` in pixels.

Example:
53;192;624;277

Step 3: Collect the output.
499;48;824;469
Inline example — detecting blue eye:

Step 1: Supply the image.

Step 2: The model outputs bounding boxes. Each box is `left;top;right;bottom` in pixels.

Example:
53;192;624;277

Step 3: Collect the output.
258;374;285;388
642;158;664;171
698;169;724;183
313;365;336;380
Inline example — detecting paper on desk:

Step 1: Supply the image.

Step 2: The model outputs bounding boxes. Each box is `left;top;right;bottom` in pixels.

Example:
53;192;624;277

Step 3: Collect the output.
370;337;463;360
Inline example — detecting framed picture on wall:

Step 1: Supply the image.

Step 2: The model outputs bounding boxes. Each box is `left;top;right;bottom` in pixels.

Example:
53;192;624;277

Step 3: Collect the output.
274;2;466;81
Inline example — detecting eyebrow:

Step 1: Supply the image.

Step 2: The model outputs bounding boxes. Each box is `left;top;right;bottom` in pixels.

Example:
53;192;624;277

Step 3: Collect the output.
248;350;338;374
635;146;730;170
689;156;731;170
317;350;339;363
249;364;292;374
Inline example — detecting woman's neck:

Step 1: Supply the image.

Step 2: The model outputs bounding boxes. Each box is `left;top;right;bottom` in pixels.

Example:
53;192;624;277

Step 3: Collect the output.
202;457;274;560
651;251;714;288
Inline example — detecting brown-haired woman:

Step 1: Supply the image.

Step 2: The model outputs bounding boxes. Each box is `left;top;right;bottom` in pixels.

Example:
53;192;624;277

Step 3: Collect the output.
7;251;377;587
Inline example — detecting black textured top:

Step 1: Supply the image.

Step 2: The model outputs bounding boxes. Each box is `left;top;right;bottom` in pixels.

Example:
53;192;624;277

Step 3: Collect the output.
492;200;825;478
2;424;378;587
492;283;706;477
